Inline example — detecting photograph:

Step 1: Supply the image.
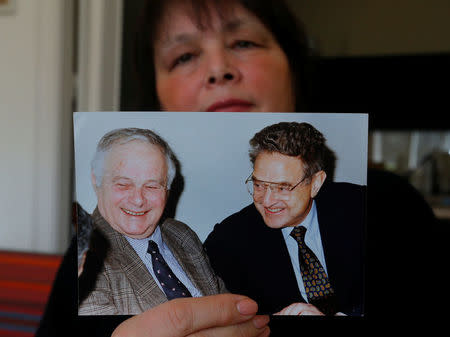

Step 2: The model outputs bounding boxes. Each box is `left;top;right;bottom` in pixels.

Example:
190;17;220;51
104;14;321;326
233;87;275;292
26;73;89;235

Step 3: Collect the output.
75;111;367;317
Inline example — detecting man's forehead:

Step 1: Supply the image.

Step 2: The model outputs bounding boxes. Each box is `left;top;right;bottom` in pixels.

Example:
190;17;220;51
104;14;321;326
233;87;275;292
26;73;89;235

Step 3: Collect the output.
108;175;164;184
104;141;165;168
253;152;304;177
254;151;303;164
108;140;161;155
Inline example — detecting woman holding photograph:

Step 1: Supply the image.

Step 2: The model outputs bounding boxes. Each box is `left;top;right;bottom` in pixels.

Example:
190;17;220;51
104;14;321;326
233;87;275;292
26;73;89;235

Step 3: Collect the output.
37;0;438;336
131;0;361;319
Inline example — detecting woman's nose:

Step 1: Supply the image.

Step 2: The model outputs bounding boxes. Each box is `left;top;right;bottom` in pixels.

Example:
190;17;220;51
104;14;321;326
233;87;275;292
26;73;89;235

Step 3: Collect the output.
205;49;240;86
208;72;235;84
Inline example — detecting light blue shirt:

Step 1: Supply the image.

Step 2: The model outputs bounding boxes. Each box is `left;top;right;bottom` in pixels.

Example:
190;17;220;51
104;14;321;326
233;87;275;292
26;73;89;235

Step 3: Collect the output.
281;200;328;303
125;226;202;297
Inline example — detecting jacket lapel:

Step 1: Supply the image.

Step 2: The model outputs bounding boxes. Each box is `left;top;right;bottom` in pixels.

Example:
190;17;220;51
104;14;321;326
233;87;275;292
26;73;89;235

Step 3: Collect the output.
160;220;213;296
315;193;341;288
92;208;167;311
115;235;167;309
315;184;354;309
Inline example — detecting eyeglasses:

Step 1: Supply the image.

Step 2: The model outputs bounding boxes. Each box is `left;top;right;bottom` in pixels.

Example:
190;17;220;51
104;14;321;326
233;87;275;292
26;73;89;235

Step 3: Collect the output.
245;173;310;199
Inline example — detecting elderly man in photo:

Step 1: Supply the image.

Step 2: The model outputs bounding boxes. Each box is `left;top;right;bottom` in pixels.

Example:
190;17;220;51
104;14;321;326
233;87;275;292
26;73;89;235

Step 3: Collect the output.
79;128;226;315
204;122;366;316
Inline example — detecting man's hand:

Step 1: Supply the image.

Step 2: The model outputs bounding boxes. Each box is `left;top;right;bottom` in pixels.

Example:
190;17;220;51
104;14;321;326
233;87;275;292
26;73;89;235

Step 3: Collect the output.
273;302;324;316
111;294;270;337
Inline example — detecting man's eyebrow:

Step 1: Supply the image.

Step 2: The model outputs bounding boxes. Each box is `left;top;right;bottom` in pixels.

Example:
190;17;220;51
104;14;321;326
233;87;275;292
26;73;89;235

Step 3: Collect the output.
111;176;132;182
252;176;291;185
143;179;165;184
110;177;164;186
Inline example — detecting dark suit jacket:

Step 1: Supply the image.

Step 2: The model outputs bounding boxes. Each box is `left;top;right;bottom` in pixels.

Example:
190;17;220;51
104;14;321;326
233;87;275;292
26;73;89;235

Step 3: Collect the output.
79;208;227;315
204;181;366;315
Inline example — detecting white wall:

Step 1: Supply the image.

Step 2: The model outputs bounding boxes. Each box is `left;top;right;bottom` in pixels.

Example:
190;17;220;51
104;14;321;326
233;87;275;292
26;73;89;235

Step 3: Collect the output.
0;0;73;253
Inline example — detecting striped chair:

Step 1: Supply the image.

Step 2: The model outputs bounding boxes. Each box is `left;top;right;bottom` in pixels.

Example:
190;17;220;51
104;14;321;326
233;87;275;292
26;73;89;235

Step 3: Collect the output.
0;251;62;337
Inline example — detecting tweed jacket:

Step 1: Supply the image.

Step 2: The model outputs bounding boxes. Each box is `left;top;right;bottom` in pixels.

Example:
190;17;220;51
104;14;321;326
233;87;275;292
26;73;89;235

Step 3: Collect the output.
79;208;227;315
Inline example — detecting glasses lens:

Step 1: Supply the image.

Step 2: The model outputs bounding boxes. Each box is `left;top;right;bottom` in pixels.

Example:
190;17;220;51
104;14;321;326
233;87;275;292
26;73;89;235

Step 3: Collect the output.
246;180;254;195
276;184;293;196
248;180;268;199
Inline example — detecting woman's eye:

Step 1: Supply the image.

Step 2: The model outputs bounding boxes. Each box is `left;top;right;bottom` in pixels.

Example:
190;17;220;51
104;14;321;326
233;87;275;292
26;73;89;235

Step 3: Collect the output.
173;53;194;68
233;40;256;49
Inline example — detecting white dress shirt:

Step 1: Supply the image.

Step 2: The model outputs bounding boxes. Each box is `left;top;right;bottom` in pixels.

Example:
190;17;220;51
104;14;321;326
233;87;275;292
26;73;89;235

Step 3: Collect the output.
281;200;328;303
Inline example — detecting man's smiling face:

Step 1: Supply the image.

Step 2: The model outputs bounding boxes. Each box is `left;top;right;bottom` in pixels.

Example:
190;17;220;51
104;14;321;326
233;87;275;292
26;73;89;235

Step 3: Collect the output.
93;140;169;239
252;151;318;229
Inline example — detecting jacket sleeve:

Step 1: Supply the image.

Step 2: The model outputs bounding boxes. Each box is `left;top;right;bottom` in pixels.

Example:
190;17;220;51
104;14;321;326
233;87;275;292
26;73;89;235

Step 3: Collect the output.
78;269;120;315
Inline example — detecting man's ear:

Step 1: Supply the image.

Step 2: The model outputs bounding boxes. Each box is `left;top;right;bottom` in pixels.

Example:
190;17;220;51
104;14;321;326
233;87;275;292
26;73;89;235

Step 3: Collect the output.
310;170;327;198
91;171;99;194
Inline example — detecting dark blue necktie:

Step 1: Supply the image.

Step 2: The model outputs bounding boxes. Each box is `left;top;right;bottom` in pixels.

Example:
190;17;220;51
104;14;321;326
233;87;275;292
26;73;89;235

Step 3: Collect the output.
147;240;192;300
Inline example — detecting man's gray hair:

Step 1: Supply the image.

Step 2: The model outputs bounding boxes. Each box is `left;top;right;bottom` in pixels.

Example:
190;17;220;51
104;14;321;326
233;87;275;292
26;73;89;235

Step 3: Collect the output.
91;128;177;188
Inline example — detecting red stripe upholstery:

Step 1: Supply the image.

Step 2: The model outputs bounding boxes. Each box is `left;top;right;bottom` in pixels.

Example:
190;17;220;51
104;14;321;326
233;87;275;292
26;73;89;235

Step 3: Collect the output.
0;250;62;336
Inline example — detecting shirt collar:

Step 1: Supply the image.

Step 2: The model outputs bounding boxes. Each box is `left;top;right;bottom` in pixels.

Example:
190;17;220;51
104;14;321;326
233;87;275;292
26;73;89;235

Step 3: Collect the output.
124;225;164;255
281;200;317;239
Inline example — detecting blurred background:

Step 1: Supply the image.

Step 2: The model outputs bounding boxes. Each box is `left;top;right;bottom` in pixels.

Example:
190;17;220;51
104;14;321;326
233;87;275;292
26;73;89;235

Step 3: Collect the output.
0;0;449;334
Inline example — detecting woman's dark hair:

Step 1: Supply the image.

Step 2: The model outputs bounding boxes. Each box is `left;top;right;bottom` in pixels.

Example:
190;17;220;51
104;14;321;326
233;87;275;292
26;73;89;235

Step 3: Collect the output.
132;0;313;111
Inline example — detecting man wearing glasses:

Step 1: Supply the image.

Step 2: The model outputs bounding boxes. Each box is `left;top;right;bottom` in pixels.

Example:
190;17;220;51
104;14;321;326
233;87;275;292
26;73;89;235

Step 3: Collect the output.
204;122;365;316
79;128;226;315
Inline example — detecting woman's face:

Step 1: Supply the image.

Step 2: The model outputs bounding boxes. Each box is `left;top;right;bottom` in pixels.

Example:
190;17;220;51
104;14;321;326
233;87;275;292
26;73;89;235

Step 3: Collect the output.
153;2;296;112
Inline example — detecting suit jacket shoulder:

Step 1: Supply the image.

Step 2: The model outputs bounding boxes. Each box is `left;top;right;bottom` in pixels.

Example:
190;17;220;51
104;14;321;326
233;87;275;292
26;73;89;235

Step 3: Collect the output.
316;181;366;209
314;181;366;315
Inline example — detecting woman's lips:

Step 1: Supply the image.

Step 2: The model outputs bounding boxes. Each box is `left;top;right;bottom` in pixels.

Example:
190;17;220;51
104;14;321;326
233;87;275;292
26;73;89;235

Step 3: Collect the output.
206;99;253;112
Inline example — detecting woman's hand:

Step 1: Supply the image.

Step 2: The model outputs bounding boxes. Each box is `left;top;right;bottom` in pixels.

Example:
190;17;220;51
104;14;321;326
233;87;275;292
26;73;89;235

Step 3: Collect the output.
111;294;270;337
273;302;324;316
